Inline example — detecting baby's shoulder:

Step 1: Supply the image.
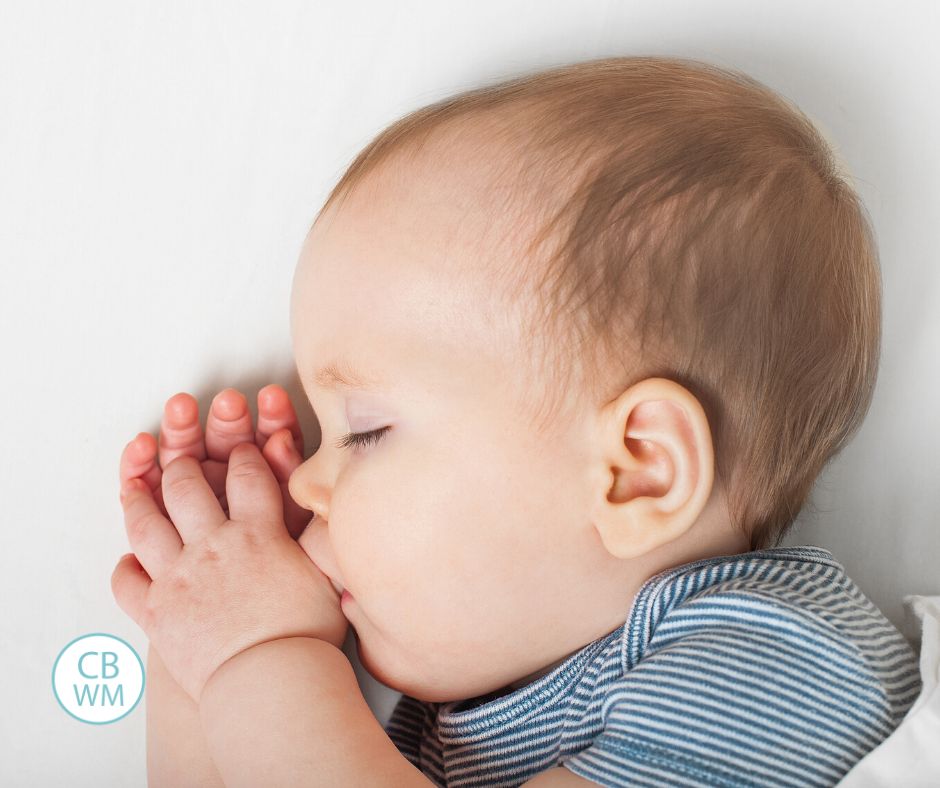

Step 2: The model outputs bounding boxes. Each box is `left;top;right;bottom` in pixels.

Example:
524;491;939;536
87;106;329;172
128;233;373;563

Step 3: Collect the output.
628;545;896;668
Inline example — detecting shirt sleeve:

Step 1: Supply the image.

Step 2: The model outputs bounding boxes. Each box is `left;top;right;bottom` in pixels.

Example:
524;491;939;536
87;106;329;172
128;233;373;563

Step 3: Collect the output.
560;591;897;788
384;693;429;768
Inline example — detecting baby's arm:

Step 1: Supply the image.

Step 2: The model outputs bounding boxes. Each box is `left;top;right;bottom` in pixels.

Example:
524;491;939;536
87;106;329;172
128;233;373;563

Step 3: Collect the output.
147;644;225;787
197;637;593;787
117;388;318;783
198;637;433;787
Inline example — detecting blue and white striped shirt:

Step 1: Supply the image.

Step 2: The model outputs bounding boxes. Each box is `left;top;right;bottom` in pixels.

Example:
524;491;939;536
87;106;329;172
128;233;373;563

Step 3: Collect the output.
384;546;922;787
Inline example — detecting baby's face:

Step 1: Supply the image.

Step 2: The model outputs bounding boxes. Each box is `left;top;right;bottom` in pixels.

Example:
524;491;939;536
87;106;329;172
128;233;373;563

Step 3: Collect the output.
287;156;631;702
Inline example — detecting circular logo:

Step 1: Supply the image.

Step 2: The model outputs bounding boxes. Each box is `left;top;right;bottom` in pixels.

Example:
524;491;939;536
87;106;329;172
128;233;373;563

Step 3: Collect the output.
52;633;145;724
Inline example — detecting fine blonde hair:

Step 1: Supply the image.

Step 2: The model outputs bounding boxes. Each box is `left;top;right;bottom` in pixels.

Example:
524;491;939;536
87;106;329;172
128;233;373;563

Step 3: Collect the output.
313;56;882;552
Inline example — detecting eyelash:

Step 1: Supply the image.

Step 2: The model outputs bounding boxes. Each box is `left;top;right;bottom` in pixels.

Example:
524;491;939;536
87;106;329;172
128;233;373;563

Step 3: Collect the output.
334;426;391;451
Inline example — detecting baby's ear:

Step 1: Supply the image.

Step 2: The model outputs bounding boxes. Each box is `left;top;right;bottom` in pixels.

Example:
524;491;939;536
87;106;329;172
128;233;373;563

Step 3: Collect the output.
588;377;715;560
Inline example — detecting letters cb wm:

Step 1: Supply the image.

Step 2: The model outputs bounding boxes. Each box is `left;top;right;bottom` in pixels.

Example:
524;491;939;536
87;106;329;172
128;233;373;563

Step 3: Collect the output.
52;632;145;724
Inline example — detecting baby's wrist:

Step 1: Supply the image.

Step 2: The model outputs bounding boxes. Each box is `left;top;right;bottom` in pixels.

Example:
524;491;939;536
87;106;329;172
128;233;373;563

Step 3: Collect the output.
197;635;285;705
198;634;334;707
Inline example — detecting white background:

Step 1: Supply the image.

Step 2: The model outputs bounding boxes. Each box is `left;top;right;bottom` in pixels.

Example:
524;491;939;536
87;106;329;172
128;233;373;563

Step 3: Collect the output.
1;1;937;784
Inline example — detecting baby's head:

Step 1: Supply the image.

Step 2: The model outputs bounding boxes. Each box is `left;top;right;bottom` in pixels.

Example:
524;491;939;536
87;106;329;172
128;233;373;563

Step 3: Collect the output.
287;56;881;702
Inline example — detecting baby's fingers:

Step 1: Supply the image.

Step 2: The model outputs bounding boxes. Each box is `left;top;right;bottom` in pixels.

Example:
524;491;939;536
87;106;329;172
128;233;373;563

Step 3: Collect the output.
111;551;151;630
225;442;284;530
262;428;313;539
256;384;304;457
121;478;183;578
120;433;168;516
261;427;305;484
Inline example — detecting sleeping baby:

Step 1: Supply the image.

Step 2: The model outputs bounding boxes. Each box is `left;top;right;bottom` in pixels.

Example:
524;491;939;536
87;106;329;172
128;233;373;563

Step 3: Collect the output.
114;55;922;786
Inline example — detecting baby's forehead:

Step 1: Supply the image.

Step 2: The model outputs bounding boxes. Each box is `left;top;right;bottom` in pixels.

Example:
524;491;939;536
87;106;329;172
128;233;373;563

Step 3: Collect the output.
294;178;534;341
291;121;558;386
308;144;542;297
354;118;541;237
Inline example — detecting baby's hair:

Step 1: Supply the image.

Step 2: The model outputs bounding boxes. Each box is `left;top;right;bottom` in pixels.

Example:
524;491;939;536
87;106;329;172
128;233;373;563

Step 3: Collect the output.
313;56;881;552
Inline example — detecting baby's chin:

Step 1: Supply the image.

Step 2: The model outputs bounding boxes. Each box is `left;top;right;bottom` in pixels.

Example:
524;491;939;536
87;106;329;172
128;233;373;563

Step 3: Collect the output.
352;631;531;704
349;631;439;700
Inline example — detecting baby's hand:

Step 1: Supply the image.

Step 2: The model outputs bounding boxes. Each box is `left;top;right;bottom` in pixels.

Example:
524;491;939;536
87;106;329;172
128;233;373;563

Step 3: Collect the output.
112;386;348;704
117;385;313;539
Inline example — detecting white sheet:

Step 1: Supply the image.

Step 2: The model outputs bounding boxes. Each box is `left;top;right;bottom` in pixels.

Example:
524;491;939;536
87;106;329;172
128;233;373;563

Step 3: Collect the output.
837;595;940;786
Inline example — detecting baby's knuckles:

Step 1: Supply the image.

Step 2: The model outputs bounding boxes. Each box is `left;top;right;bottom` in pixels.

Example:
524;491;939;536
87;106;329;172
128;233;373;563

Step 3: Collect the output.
162;454;206;492
126;505;161;549
227;444;267;480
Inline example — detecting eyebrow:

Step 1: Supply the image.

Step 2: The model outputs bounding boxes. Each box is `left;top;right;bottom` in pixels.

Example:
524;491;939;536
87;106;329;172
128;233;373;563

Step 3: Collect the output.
313;358;384;390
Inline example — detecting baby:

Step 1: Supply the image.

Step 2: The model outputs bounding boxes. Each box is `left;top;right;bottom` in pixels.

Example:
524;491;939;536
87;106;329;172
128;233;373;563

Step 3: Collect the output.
114;56;922;787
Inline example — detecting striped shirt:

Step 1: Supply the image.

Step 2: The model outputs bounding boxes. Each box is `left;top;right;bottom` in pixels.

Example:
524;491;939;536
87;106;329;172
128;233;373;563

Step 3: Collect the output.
383;545;922;787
